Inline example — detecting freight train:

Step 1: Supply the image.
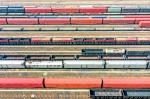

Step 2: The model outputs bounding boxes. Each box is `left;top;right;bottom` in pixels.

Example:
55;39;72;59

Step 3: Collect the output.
1;78;150;98
1;49;150;69
90;89;150;98
0;18;148;25
1;59;149;69
1;78;150;89
1;37;150;45
0;6;149;13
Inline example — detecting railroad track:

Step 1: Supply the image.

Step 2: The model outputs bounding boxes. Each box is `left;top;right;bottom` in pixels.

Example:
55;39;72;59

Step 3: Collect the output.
0;89;89;99
0;46;149;55
0;32;150;37
0;70;150;78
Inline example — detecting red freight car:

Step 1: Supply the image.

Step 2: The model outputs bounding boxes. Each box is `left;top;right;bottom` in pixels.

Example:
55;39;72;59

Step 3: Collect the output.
95;38;106;45
103;18;135;24
25;8;52;13
73;38;84;44
139;21;150;27
9;38;20;45
0;78;43;88
39;18;70;24
45;78;102;88
137;38;149;45
20;38;30;45
125;15;150;18
71;18;102;24
103;78;150;89
7;18;38;25
105;38;116;45
41;37;51;44
31;38;42;44
0;19;7;24
0;38;9;45
80;7;107;13
116;38;127;45
52;8;79;13
135;18;150;24
126;37;137;44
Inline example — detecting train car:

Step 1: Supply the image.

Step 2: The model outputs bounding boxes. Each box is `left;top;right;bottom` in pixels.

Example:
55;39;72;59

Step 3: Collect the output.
137;38;149;45
105;60;148;69
84;38;95;45
126;38;137;45
9;38;20;45
107;7;122;13
123;89;150;98
0;8;7;13
0;19;7;24
95;38;106;45
0;78;44;88
3;55;26;60
7;18;38;25
105;49;125;54
63;60;105;68
126;51;150;55
122;7;140;13
0;60;25;68
139;21;150;27
27;55;51;61
0;38;9;45
103;18;135;24
90;89;123;99
116;38;127;45
76;55;100;60
62;38;72;44
1;37;150;45
25;61;63;68
52;38;72;45
135;18;150;24
45;78;102;88
140;6;150;12
8;8;25;13
105;38;116;45
31;38;42;45
103;78;150;89
90;89;150;99
82;49;104;55
20;38;31;45
41;38;51;45
73;38;84;45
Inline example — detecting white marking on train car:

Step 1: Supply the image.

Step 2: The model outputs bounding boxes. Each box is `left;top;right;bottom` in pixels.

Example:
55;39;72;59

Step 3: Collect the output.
0;90;89;92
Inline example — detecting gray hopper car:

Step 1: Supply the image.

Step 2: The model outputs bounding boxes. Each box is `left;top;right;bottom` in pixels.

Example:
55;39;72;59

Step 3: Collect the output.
0;60;149;69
